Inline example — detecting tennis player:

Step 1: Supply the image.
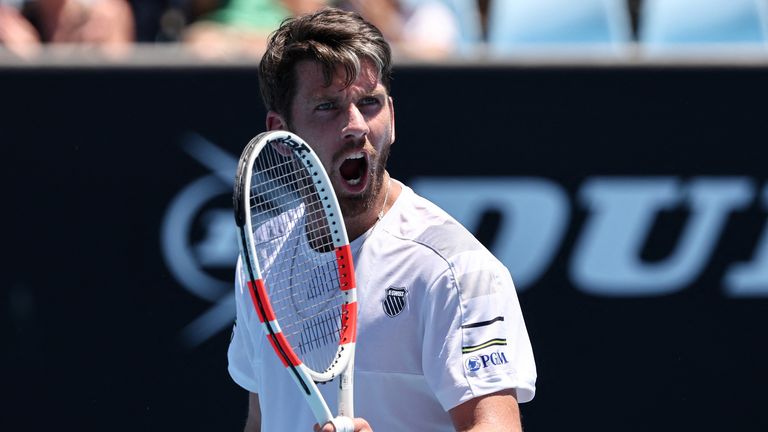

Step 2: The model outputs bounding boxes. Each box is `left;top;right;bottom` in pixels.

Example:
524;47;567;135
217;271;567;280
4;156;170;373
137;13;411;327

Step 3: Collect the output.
228;7;537;431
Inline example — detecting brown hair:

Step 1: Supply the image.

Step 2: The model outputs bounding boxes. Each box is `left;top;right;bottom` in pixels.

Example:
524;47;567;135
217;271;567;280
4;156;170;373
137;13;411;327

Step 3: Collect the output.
259;8;393;122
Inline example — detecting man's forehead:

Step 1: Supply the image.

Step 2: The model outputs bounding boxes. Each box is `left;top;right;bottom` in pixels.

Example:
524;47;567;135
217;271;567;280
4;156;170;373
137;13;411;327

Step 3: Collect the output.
295;59;383;94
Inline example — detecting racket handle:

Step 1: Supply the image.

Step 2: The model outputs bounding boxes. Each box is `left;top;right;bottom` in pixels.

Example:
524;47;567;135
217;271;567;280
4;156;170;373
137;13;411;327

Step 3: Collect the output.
330;416;355;432
338;355;355;417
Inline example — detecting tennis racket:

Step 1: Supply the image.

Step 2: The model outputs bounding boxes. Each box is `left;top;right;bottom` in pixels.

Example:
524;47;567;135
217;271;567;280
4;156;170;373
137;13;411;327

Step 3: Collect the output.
233;130;358;432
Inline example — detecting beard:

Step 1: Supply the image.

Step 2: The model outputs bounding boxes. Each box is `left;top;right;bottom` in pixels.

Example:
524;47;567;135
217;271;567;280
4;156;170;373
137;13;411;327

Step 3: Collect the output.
337;143;391;220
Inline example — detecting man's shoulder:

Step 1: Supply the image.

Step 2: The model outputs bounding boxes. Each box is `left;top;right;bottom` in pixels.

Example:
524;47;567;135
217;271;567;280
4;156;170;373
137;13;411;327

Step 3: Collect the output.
378;185;515;301
384;184;491;264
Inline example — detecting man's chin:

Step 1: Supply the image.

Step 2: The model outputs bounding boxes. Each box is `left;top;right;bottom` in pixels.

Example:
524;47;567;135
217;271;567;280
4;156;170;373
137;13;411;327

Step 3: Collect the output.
338;195;370;220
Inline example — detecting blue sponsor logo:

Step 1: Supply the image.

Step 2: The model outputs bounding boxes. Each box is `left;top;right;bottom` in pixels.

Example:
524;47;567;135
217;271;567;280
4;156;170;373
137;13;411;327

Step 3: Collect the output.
465;351;509;372
465;356;482;372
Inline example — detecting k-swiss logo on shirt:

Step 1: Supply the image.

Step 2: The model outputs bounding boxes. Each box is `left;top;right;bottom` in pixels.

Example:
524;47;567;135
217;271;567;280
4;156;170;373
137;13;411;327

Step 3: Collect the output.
382;287;407;317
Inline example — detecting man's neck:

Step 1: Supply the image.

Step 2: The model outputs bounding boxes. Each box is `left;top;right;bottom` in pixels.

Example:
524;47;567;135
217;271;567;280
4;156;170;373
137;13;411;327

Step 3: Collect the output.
345;175;400;241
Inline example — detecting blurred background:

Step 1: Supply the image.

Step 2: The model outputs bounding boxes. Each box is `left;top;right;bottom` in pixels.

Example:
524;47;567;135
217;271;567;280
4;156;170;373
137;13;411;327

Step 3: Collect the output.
3;0;768;431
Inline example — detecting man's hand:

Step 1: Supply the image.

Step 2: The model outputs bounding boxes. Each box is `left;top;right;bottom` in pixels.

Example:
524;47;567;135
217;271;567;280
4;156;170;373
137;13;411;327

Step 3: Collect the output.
313;417;373;432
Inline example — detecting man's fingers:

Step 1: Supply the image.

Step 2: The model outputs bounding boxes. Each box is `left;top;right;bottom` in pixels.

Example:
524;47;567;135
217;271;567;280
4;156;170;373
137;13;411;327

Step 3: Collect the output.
312;417;372;432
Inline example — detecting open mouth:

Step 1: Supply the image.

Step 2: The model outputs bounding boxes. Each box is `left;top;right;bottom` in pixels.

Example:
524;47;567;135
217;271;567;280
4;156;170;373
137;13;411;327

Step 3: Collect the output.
339;152;368;187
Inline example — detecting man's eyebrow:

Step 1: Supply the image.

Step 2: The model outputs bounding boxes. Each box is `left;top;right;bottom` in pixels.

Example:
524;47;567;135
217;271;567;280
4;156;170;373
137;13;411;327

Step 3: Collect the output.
308;84;386;103
309;93;339;103
363;87;388;97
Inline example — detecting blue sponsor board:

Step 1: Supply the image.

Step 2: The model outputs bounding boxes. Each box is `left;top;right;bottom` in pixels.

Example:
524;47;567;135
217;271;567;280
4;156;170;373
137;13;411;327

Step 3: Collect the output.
5;64;768;432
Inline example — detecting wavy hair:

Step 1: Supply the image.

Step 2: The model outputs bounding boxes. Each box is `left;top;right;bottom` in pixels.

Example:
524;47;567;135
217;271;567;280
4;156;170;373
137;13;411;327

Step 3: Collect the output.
259;8;393;122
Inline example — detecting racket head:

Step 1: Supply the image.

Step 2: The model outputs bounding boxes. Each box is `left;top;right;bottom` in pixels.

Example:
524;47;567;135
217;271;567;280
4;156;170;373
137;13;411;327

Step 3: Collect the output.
234;131;358;382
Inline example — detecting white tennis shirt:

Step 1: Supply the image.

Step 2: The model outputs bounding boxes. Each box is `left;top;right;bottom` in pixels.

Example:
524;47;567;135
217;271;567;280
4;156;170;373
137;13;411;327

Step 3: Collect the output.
228;181;537;431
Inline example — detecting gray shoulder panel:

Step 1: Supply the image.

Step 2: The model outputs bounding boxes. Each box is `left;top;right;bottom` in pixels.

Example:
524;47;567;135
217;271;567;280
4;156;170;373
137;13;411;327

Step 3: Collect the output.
413;220;485;261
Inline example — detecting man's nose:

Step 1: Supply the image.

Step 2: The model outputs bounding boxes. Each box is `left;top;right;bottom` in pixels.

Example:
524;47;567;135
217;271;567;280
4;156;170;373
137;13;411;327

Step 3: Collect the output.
342;104;369;141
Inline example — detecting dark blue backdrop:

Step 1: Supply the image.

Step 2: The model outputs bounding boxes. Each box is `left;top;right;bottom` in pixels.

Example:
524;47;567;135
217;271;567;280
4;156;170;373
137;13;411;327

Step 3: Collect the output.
4;64;768;431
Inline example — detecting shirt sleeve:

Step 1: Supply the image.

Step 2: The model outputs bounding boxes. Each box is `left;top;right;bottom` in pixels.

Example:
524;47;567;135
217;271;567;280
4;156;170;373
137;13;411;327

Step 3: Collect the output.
227;257;262;393
421;252;537;411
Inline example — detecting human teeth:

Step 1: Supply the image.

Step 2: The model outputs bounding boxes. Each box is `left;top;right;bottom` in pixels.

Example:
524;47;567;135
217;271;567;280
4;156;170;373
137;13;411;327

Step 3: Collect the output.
340;152;364;185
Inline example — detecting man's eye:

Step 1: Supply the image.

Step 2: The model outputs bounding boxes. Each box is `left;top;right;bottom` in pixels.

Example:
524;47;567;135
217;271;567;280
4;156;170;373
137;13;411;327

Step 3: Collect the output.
360;97;380;106
316;102;334;111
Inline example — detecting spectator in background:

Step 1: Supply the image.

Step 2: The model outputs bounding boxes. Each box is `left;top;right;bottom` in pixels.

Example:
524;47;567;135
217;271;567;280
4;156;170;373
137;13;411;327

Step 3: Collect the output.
0;1;41;57
182;0;328;59
182;0;461;60
337;0;460;59
0;0;134;58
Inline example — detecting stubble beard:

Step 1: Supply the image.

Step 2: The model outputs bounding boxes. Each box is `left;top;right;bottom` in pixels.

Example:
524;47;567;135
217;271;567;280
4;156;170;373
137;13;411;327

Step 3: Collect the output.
284;117;393;223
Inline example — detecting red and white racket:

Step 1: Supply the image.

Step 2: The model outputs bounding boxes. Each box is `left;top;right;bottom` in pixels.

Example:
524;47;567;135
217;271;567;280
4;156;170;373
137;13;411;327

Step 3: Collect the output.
234;131;358;432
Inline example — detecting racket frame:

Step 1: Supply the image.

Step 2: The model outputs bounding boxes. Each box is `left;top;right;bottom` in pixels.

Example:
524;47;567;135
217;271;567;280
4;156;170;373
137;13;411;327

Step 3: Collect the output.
234;131;358;425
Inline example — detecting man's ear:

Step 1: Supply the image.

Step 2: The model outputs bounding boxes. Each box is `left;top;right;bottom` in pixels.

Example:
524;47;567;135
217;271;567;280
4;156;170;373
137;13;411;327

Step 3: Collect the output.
266;111;287;131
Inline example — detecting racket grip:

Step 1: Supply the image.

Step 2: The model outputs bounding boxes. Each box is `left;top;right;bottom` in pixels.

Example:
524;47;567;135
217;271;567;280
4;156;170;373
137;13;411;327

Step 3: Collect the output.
330;416;355;432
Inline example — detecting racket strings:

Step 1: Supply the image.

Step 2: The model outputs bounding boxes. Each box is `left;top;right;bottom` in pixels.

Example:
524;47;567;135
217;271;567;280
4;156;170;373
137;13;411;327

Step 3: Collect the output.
249;142;347;373
298;308;342;356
